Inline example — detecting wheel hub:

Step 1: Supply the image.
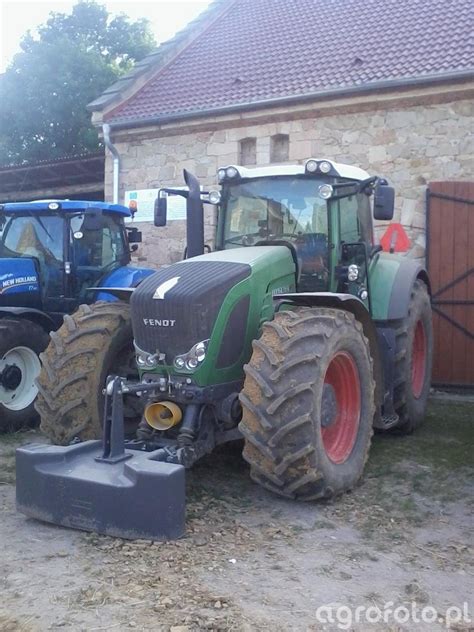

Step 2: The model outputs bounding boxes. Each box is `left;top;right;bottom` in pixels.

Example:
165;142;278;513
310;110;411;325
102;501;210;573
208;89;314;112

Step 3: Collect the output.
0;346;41;411
321;351;361;464
321;383;337;428
0;364;22;391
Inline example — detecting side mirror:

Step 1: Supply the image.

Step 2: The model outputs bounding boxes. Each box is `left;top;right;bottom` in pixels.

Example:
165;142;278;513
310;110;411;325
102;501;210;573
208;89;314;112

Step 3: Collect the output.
154;191;167;227
373;182;395;221
83;208;104;230
127;227;142;243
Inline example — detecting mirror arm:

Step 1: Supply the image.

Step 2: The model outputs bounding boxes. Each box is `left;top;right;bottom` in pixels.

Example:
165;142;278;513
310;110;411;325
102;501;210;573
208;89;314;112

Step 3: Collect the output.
369;244;383;259
160;187;189;199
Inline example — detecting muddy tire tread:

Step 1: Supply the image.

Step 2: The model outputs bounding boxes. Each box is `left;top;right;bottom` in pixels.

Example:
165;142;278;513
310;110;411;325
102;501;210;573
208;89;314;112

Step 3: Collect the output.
239;307;375;500
36;301;133;445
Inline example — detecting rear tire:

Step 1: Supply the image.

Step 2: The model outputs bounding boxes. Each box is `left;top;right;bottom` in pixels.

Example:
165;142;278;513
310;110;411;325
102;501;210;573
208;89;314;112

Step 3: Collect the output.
239;308;375;500
392;280;433;433
0;319;49;432
36;301;138;445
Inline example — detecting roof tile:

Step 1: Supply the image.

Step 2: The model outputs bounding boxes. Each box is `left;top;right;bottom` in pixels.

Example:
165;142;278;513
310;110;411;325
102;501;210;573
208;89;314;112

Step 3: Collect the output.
106;0;473;125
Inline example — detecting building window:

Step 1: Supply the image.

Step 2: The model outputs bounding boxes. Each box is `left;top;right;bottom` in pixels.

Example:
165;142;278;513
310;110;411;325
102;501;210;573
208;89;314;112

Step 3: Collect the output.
270;134;289;163
239;137;256;165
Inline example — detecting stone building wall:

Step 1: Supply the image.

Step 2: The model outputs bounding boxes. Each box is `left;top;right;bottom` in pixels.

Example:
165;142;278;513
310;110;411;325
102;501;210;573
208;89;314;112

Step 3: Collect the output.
106;96;473;267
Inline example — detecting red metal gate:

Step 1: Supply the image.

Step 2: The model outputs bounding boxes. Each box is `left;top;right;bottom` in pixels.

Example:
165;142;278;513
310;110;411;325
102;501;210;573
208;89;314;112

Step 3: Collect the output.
426;181;474;388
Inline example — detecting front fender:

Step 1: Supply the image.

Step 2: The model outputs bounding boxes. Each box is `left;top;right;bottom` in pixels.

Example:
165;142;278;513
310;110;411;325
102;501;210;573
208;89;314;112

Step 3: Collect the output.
274;292;383;411
95;265;155;302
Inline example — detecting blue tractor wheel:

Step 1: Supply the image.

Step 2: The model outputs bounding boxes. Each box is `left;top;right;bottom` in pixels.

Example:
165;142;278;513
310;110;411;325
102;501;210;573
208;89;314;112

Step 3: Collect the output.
0;319;50;432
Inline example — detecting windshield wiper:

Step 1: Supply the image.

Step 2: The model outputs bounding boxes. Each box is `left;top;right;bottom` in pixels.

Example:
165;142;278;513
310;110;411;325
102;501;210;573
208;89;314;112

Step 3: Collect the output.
27;211;54;241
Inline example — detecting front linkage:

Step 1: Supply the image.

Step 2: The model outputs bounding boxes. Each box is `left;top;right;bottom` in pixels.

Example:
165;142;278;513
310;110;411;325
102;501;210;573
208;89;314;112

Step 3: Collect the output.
109;374;243;468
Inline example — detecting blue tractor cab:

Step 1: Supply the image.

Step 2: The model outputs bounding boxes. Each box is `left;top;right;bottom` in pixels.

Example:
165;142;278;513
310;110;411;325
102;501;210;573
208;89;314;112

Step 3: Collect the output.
0;200;154;430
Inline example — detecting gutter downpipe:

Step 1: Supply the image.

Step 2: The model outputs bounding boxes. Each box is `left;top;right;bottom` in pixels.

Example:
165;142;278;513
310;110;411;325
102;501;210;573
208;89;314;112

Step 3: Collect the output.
102;123;120;204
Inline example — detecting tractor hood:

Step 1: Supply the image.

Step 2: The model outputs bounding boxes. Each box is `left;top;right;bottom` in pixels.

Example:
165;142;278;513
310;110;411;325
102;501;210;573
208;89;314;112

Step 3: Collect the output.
130;246;296;384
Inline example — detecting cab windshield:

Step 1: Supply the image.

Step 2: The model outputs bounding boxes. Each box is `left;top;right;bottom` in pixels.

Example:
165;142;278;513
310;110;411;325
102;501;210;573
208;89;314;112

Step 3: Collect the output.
0;213;64;262
221;176;329;248
220;175;373;293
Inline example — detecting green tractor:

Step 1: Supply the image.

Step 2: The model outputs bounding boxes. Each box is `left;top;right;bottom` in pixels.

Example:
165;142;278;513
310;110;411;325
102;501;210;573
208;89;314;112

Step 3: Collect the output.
18;159;432;540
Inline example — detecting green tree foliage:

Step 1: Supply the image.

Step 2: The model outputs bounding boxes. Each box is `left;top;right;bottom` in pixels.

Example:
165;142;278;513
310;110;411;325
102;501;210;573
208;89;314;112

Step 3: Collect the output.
0;1;155;165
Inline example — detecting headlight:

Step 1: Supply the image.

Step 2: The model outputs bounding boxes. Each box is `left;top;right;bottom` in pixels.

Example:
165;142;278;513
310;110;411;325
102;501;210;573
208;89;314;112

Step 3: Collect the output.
186;357;199;370
305;159;335;175
136;354;147;368
217;169;226;183
145;354;159;368
135;343;159;369
208;190;221;204
348;264;359;282
195;342;206;362
174;339;209;372
318;184;334;199
319;160;332;174
305;159;318;173
226;166;239;179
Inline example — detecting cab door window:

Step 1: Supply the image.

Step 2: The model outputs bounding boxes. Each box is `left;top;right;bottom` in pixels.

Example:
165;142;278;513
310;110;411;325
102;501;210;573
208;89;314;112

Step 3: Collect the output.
69;213;128;300
331;195;371;303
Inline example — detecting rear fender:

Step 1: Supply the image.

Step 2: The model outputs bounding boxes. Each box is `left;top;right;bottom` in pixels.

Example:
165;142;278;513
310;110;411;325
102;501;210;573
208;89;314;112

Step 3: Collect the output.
0;307;55;332
274;292;383;411
387;262;430;320
370;254;431;321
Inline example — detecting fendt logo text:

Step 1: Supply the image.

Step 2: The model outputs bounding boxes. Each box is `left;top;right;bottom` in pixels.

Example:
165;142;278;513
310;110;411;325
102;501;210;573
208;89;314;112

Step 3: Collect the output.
143;318;176;327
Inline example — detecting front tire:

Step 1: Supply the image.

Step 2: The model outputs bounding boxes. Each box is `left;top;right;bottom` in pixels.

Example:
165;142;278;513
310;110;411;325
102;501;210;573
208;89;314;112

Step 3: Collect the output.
239;308;375;500
36;301;138;445
0;319;50;432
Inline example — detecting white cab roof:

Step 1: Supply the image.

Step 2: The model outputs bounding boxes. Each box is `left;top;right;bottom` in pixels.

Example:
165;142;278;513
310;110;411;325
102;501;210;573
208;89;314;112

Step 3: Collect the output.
220;159;370;181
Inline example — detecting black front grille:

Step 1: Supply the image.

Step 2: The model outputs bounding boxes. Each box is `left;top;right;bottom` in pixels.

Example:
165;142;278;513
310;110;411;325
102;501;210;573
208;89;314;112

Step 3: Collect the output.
131;260;251;359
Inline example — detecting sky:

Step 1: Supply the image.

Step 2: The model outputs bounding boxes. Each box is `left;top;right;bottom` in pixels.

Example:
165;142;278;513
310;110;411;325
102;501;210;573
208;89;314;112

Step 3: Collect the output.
0;0;211;72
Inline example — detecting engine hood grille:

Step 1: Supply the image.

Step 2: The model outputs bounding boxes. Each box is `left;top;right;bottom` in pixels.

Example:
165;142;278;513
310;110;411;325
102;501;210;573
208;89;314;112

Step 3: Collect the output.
131;260;251;359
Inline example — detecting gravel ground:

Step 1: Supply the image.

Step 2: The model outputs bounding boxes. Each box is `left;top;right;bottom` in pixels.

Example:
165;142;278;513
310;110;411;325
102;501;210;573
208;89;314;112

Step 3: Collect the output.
1;400;473;632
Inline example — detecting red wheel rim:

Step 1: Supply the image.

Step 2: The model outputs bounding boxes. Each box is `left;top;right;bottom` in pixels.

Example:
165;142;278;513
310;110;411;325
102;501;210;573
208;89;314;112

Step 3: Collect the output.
321;351;361;464
411;319;426;399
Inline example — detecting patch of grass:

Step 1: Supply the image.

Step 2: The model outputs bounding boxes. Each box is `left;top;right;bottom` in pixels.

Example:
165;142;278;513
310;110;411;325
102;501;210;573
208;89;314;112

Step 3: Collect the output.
0;459;16;485
0;428;41;447
368;401;474;475
346;400;474;541
365;401;474;502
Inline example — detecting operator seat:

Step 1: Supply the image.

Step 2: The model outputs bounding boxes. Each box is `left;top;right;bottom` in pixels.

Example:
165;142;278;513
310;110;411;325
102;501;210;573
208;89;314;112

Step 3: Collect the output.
294;233;329;292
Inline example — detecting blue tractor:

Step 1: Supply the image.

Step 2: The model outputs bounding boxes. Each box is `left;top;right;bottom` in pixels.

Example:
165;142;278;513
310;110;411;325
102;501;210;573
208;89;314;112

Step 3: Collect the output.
0;200;154;432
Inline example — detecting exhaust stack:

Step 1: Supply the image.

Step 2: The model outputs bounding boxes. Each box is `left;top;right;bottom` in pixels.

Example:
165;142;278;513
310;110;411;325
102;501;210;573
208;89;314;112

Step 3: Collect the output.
183;169;205;258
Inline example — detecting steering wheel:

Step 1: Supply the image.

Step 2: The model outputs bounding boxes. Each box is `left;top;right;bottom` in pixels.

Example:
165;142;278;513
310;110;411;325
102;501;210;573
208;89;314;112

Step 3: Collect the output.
224;231;263;246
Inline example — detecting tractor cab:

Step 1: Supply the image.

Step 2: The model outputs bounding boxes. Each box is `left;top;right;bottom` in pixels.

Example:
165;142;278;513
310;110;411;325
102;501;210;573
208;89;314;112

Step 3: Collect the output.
0;200;138;317
214;160;394;306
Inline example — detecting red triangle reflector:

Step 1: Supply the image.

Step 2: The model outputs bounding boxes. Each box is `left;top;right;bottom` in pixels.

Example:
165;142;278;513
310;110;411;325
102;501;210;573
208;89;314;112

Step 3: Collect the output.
380;222;411;253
